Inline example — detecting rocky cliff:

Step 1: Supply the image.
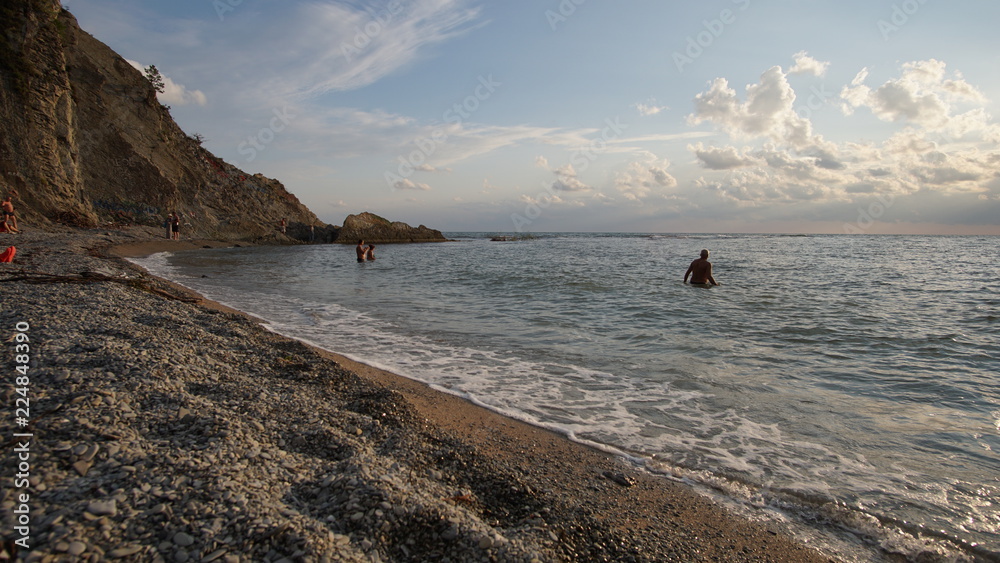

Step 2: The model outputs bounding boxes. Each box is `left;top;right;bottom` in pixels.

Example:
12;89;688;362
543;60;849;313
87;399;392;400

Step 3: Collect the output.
0;0;324;241
333;212;446;244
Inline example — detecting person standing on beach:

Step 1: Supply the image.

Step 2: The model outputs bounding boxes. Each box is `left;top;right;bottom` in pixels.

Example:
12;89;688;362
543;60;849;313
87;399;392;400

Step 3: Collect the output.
164;214;173;239
356;240;367;262
684;249;719;286
171;212;180;240
279;218;287;234
3;194;19;233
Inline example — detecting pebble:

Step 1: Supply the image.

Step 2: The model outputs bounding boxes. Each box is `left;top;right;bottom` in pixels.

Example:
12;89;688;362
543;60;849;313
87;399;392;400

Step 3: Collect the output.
73;460;93;476
602;470;636;487
201;548;228;562
67;541;87;556
81;443;101;462
87;500;117;516
107;544;144;558
173;532;195;547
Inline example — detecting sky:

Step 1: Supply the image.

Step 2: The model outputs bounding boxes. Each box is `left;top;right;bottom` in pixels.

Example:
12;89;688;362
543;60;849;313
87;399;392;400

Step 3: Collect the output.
64;0;1000;234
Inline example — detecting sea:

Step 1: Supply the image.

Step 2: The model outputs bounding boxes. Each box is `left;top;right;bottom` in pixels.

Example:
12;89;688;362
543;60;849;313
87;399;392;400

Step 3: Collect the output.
131;233;999;562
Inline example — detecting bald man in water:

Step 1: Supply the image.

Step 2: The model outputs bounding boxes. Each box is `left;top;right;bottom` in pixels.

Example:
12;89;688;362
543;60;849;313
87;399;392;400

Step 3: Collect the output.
684;249;719;286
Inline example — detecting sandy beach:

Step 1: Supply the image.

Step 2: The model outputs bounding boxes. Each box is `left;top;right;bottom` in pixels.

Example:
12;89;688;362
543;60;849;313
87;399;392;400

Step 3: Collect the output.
0;229;835;562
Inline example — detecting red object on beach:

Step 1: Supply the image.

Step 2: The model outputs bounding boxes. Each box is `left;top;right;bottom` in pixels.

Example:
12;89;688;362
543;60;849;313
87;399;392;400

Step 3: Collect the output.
0;246;15;263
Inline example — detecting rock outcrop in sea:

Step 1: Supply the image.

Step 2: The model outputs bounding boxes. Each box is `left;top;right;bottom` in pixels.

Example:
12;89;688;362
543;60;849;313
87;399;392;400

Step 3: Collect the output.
332;212;447;244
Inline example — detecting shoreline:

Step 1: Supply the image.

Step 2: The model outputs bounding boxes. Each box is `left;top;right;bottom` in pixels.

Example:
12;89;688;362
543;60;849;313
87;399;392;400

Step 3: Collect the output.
1;230;837;561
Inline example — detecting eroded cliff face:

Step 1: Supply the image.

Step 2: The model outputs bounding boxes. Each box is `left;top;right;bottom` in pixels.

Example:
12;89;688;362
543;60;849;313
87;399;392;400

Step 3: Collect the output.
0;0;324;240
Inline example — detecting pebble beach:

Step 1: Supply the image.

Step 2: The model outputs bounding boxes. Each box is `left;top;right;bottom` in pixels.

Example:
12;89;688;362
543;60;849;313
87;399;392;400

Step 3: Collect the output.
0;229;835;562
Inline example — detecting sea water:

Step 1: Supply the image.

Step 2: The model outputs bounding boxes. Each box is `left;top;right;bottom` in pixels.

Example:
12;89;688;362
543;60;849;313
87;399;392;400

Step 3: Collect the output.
132;233;1000;561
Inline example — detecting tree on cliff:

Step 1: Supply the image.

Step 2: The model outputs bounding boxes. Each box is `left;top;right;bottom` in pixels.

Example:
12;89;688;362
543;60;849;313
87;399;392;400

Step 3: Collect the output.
143;64;164;93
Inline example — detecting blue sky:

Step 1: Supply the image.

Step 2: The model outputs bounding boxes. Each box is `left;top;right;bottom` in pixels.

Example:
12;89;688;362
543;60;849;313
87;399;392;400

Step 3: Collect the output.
66;0;1000;233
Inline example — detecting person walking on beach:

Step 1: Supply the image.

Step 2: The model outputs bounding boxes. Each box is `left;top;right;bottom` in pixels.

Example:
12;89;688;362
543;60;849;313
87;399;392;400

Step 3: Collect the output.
3;194;19;233
356;240;367;262
684;249;719;286
171;212;181;240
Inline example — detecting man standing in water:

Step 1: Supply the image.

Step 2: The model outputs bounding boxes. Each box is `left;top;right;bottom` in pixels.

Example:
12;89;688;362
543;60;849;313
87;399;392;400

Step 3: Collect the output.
356;240;367;262
684;249;719;286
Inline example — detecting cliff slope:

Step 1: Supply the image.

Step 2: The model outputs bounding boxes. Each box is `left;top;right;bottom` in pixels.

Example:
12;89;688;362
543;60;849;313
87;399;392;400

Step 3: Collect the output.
0;0;322;240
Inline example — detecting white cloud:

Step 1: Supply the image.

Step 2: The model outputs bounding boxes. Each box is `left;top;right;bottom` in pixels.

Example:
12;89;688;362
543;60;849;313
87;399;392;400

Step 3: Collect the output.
914;166;981;187
840;59;987;130
273;105;570;172
941;108;1000;141
614;155;678;201
690;143;757;170
874;81;950;127
393;178;432;191
552;177;591;192
274;106;418;159
788;51;829;77
290;1;483;98
681;56;1000;226
519;192;563;206
884;131;937;155
126;0;484;110
635;99;668;116
414;164;453;173
429;124;569;166
481;178;498;193
527;160;591;194
840;68;871;115
127;59;206;106
689;66;814;148
550;164;591;192
554;164;578;178
161;75;207;106
752;146;831;182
